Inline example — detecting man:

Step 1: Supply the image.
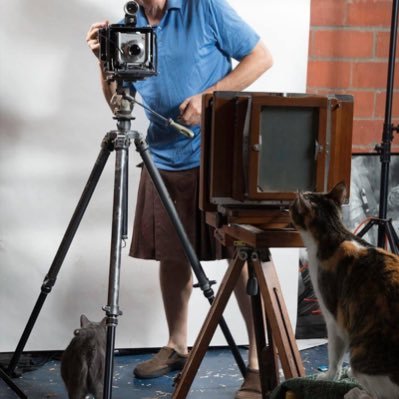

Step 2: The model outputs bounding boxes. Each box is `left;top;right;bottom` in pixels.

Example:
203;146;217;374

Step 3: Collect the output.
86;1;273;397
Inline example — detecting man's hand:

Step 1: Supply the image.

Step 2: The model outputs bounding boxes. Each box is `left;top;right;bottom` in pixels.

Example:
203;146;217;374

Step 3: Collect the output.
86;21;109;58
86;20;116;110
178;93;203;126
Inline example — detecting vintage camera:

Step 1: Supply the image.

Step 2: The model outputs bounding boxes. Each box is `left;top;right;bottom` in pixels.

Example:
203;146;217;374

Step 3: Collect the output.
200;92;354;222
99;1;157;81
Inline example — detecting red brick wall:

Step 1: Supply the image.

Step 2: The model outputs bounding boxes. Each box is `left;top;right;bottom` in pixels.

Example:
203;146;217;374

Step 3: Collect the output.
307;0;399;153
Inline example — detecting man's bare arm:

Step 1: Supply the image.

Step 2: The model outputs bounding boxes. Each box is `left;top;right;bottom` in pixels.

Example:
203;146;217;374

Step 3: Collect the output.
208;40;273;93
179;41;273;126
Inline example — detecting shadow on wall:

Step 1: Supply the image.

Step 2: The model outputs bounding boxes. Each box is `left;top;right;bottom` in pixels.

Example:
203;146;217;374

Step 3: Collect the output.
0;0;155;351
0;0;125;146
0;0;132;250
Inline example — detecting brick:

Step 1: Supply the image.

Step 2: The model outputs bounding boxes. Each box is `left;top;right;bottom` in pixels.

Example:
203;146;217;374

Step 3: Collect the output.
307;60;352;88
311;0;346;26
308;30;315;57
307;87;320;95
315;89;374;116
350;91;376;118
376;31;399;59
313;88;347;96
375;90;399;118
310;29;374;58
347;0;392;27
352;62;388;89
351;117;399;153
352;120;384;146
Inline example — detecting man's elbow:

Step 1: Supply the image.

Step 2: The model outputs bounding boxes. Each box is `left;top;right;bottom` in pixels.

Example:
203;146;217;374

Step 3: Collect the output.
256;41;273;73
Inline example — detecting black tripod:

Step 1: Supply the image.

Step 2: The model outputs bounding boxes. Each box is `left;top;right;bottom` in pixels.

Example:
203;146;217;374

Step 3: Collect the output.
2;91;245;399
357;0;399;255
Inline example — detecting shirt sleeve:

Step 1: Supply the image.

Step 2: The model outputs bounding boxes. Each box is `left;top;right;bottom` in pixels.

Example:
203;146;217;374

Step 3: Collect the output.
206;0;261;61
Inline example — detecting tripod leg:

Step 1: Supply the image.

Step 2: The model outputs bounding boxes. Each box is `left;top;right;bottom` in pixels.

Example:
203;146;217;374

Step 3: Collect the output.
134;136;246;375
253;256;304;379
386;220;399;255
122;148;129;240
172;254;246;399
103;133;129;399
7;133;115;376
0;367;27;399
247;253;278;397
356;219;376;239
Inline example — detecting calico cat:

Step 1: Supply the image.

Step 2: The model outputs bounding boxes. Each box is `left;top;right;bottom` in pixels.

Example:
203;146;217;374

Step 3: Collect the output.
61;315;107;399
290;182;399;399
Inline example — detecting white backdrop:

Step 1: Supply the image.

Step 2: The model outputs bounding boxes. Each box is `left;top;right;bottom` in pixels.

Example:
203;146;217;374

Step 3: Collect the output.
0;0;310;351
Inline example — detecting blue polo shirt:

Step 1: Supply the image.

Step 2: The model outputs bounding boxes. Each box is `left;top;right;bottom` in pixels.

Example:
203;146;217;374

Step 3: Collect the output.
128;0;260;170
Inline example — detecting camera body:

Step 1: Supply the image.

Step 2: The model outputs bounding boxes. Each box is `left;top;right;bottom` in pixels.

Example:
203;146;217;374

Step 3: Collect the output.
99;1;157;81
200;91;354;213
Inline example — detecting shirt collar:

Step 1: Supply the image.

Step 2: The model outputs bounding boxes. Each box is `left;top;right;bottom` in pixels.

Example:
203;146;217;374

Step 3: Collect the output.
138;0;182;20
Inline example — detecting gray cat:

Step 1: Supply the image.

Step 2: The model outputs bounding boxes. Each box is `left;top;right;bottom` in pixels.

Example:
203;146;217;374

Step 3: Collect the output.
61;314;107;399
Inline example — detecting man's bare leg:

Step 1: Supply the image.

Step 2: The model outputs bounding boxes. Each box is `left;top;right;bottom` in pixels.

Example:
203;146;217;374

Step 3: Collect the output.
160;259;193;355
233;262;262;399
160;258;258;365
160;258;259;368
133;259;192;378
233;262;259;370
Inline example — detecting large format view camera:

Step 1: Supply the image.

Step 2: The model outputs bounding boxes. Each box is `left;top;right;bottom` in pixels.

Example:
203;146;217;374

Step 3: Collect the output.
200;92;354;219
99;1;157;81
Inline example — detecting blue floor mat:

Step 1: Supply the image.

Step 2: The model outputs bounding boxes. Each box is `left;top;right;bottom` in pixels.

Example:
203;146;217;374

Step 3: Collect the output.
0;345;330;399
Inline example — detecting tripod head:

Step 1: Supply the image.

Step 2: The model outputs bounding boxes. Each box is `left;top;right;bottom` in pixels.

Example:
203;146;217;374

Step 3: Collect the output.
111;87;134;120
110;83;195;138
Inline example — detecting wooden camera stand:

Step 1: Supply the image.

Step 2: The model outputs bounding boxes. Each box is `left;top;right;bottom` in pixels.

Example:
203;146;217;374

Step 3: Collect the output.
173;90;352;398
172;210;306;399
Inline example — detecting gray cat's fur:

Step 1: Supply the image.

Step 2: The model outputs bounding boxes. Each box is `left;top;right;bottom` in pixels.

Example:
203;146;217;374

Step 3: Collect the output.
61;314;106;399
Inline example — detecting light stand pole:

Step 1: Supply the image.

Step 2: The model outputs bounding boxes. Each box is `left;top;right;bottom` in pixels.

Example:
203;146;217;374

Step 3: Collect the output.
357;0;399;254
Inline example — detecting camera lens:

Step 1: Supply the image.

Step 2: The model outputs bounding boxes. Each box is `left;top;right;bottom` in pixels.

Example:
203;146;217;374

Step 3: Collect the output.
129;44;142;57
122;39;145;61
124;1;139;16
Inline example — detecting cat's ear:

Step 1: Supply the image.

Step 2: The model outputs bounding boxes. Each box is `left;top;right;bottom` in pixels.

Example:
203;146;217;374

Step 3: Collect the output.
100;317;107;327
296;191;312;215
80;314;90;328
328;181;347;206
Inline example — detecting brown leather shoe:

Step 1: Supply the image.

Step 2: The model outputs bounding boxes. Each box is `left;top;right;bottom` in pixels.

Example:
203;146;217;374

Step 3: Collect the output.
133;346;188;379
235;368;262;399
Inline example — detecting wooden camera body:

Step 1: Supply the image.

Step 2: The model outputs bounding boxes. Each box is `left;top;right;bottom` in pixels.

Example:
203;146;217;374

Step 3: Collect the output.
200;91;353;227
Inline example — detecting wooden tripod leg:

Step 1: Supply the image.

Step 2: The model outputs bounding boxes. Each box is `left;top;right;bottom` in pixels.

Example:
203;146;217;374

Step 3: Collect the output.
253;258;305;379
264;315;280;387
247;260;279;397
172;255;246;399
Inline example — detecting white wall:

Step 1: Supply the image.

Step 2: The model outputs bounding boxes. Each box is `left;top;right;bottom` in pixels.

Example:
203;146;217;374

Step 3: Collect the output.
0;0;310;352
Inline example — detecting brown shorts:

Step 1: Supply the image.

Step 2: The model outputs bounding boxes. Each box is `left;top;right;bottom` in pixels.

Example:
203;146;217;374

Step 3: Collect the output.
129;166;233;262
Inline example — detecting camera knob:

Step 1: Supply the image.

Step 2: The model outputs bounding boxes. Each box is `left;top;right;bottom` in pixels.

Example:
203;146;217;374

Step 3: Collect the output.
124;1;139;16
